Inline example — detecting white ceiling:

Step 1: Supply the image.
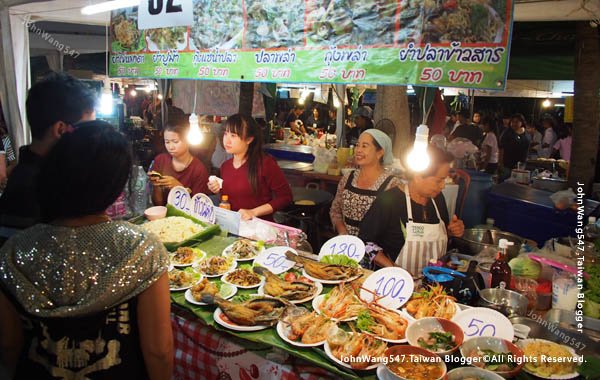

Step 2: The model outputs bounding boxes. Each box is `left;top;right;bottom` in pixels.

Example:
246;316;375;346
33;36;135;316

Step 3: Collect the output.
7;0;600;25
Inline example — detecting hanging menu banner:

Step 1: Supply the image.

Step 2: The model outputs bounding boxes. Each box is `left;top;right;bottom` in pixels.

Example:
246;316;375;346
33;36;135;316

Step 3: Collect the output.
109;0;514;89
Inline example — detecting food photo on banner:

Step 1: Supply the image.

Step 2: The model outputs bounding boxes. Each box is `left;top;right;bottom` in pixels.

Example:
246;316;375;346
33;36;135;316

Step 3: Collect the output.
109;0;514;89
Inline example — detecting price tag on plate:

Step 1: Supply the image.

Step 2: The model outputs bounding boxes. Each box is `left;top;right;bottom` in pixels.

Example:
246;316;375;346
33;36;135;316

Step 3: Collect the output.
253;247;297;275
167;186;191;214
138;0;193;30
451;307;514;341
318;235;365;263
360;267;414;309
190;193;216;223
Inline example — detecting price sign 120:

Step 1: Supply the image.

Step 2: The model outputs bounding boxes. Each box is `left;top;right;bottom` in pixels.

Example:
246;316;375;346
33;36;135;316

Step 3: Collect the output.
318;235;365;263
138;0;193;30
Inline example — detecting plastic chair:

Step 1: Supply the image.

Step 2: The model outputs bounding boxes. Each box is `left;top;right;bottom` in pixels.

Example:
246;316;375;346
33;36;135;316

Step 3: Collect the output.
451;169;471;219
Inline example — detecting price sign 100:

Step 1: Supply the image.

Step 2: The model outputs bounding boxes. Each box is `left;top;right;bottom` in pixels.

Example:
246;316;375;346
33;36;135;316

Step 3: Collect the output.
374;276;406;302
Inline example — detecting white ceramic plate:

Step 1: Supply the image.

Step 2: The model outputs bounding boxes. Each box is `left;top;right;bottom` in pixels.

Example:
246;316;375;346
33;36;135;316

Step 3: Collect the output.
184;282;237;306
516;339;580;379
193;257;237;278
360;308;414;344
312;294;359;322
301;268;362;285
258;281;323;304
276;319;327;347
169;269;203;292
213;308;270;332
222;240;265;262
324;334;379;371
402;300;459;320
169;248;207;267
221;269;264;289
452;307;514;341
376;364;397;380
360;267;414;309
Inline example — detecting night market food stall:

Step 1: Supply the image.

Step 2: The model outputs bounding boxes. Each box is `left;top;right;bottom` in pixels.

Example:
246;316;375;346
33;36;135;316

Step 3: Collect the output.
104;0;599;378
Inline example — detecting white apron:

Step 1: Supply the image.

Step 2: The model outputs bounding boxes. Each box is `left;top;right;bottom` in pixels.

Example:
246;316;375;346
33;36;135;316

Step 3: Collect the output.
394;186;448;278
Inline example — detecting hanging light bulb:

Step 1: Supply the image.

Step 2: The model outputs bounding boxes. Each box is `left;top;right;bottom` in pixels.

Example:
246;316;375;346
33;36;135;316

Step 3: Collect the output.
187;113;203;145
99;87;113;115
333;97;341;108
157;93;164;100
406;124;430;172
130;89;137;97
542;99;552;108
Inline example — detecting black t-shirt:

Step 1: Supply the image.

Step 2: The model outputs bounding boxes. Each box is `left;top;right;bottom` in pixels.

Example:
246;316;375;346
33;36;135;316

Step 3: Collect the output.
358;187;450;263
452;124;484;146
285;111;304;129
499;128;529;169
306;115;328;130
0;145;44;229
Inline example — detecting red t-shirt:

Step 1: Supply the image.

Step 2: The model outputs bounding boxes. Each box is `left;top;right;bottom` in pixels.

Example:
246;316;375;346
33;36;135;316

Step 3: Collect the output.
152;153;210;196
220;154;292;220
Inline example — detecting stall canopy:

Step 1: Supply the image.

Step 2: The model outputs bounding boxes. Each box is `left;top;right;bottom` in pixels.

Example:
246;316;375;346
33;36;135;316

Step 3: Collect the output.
0;0;598;151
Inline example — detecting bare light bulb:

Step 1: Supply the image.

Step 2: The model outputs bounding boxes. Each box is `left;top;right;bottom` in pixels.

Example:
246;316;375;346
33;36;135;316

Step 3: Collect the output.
130;89;137;97
542;99;552;108
406;124;430;172
333;97;341;108
157;94;164;100
187;113;203;145
99;88;113;115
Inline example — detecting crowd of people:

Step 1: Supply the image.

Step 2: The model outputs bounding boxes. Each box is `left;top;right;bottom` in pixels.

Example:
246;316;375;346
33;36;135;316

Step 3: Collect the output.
445;109;572;177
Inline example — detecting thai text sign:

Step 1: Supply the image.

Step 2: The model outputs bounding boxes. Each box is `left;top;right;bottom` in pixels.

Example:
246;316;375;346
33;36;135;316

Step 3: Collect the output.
109;0;513;89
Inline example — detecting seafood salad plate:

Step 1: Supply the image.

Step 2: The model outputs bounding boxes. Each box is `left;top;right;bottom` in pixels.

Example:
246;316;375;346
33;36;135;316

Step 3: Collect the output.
222;239;265;261
276;307;336;347
324;327;387;371
312;283;365;322
146;27;187;51
403;285;459;319
193;256;237;277
185;279;237;306
255;267;322;304
221;266;263;289
169;247;206;267
169;267;202;291
284;251;363;284
211;294;292;332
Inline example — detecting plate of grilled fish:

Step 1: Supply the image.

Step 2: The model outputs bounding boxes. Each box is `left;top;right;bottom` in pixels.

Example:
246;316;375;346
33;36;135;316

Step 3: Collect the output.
208;294;292;331
284;251;363;284
254;266;322;304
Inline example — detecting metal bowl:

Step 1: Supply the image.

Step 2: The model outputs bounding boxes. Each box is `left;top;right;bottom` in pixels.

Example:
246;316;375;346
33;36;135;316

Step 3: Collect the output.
453;229;525;259
478;288;528;318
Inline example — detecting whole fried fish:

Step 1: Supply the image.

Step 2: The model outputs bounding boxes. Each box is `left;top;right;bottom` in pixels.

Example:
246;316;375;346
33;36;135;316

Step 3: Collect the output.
253;266;316;301
284;251;362;281
203;294;291;326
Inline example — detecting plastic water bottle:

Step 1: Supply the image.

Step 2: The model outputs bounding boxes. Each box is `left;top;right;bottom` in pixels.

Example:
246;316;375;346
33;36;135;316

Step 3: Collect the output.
584;216;600;242
132;166;148;215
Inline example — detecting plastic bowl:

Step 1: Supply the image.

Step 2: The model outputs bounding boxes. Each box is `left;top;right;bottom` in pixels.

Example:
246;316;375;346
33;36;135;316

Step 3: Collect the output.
447;367;505;380
406;317;464;357
384;345;446;380
459;336;525;378
144;206;167;221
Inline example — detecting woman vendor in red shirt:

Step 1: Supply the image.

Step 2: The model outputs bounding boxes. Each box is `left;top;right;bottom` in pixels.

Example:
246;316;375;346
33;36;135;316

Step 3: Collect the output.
208;114;292;221
149;118;210;205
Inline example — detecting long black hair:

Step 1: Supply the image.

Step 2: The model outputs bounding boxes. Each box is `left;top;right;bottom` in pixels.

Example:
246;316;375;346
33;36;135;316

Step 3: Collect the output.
37;120;133;221
223;114;263;194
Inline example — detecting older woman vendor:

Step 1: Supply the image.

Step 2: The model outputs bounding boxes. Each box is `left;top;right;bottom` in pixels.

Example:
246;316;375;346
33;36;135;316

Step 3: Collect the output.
358;146;465;277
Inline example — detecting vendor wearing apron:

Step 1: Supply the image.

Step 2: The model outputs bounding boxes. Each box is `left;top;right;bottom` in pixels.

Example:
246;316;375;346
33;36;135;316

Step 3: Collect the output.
359;146;465;277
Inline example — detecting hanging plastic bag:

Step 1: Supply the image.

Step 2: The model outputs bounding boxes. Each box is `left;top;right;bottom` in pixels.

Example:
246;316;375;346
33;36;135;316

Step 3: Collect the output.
549;188;576;210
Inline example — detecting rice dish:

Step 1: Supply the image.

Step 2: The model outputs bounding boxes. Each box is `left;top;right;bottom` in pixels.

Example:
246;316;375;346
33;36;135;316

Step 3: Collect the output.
144;216;204;242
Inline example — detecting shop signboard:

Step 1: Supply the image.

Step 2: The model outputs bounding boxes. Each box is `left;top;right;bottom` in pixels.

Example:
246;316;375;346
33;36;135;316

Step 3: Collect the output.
110;0;514;89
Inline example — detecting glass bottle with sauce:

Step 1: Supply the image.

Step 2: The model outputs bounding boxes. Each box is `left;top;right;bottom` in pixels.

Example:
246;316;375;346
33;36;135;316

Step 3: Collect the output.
219;195;231;210
490;238;513;289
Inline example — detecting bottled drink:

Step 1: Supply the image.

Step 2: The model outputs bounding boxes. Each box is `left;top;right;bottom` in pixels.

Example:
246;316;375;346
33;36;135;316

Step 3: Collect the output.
219;195;231;210
583;216;600;242
490;239;513;289
132;166;148;215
